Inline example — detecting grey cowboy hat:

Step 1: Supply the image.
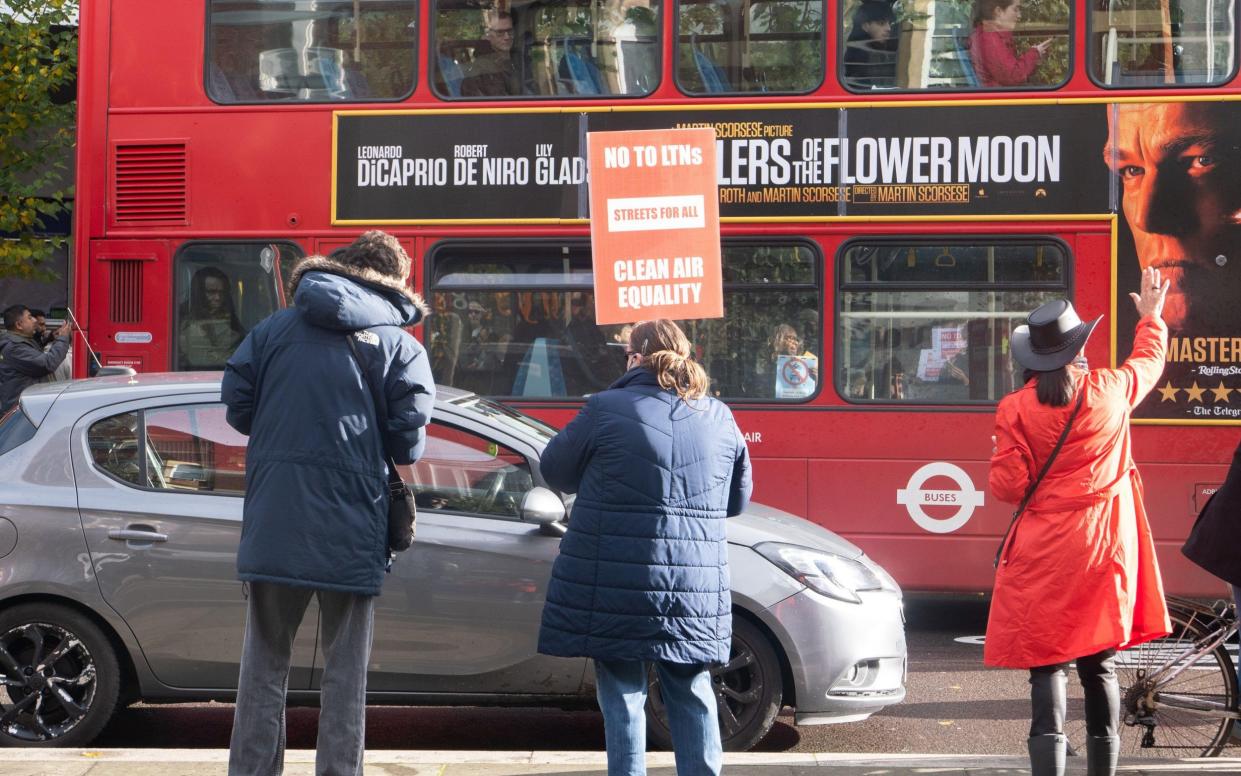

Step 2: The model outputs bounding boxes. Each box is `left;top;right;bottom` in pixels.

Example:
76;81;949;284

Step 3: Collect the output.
1010;299;1101;372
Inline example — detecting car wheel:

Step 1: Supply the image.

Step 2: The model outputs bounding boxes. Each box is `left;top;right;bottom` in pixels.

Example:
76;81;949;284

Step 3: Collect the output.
645;616;783;752
0;603;121;747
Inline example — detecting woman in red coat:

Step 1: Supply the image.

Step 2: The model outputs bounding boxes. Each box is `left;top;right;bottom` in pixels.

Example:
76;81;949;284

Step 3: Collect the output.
968;0;1052;86
986;267;1172;776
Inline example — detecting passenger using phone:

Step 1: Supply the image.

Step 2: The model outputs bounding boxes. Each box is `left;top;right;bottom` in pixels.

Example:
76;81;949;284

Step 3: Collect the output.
968;0;1052;87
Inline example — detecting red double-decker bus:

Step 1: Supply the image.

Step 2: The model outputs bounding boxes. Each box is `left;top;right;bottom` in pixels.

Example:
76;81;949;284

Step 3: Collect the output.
75;0;1241;595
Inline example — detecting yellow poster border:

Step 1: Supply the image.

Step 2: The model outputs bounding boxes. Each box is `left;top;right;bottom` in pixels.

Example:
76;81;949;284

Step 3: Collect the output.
330;94;1241;227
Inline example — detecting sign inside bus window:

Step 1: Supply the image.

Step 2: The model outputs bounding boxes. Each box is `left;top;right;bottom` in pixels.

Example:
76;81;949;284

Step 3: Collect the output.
586;128;722;325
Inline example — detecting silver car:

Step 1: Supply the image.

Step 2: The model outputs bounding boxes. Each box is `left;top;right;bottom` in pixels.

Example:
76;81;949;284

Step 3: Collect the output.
0;374;906;748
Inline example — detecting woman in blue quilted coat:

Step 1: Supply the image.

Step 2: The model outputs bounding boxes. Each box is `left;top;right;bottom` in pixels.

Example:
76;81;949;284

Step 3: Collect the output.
538;319;752;776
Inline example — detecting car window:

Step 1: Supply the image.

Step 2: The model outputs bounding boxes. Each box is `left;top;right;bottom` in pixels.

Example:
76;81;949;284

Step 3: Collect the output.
145;405;249;495
87;405;248;494
0;406;37;457
402;423;534;518
88;412;143;485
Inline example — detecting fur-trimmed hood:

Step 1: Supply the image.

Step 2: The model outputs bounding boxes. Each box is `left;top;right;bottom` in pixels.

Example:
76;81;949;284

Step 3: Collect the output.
292;268;427;332
289;255;428;329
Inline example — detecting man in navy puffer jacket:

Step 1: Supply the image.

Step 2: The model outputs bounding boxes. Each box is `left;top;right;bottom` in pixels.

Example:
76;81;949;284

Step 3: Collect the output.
538;319;751;776
222;231;434;776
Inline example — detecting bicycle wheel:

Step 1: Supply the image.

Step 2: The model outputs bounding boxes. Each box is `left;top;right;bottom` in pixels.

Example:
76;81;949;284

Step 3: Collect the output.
1067;604;1237;757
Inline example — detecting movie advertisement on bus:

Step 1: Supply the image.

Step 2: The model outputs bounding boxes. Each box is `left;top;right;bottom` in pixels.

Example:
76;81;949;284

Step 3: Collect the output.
1106;102;1241;424
333;104;1110;222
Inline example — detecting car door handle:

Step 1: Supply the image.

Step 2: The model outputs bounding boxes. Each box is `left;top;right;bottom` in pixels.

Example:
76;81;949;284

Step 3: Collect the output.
107;529;168;543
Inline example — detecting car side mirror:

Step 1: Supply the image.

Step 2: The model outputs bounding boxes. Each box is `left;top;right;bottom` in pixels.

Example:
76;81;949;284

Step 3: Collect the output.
520;486;565;526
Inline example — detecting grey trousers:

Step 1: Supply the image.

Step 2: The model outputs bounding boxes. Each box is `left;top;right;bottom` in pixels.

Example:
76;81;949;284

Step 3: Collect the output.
228;581;376;776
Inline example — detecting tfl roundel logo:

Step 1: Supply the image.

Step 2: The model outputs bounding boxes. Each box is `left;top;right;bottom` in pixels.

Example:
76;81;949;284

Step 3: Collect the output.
896;462;986;534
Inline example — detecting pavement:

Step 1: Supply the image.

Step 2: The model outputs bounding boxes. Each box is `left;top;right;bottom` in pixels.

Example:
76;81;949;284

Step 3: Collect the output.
1;750;1239;776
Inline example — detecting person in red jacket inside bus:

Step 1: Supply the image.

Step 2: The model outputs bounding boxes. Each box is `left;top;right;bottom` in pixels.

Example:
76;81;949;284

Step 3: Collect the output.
986;267;1172;776
968;0;1052;87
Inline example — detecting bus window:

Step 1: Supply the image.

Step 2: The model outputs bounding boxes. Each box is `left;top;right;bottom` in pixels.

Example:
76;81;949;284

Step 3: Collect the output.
677;0;824;94
427;241;821;400
838;241;1068;404
173;242;303;371
433;0;662;98
1090;0;1236;86
840;0;1070;91
206;0;417;103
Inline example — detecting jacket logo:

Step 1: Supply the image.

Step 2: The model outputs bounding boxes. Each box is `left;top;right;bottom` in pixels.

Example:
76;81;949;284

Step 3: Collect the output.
353;330;379;346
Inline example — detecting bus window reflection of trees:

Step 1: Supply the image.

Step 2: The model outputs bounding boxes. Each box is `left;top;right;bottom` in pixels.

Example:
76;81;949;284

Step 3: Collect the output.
433;0;662;98
206;0;417;104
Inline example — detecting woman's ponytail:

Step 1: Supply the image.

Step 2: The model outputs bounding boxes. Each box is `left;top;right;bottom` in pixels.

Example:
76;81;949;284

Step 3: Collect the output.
629;320;710;403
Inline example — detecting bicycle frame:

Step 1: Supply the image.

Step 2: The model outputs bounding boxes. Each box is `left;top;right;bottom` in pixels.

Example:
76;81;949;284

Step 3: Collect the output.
1136;602;1239;722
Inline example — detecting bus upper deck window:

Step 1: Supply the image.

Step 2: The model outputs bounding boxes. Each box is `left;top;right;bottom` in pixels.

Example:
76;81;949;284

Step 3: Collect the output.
1090;0;1236;86
840;0;1071;92
432;0;662;99
677;0;824;94
206;0;417;104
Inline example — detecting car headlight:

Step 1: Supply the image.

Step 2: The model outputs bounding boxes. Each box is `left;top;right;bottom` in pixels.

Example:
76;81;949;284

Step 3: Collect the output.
754;542;897;604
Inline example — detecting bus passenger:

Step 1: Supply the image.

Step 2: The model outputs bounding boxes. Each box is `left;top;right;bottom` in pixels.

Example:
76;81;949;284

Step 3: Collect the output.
460;9;522;97
179;267;245;370
846;368;869;399
457;300;500;394
538;319;751;776
968;0;1052;87
986;269;1172;776
429;295;464;384
562;292;622;393
843;1;898;89
752;323;818;397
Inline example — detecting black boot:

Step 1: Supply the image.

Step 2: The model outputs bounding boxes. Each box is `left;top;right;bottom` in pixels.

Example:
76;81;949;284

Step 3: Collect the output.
1086;735;1118;776
1028;733;1067;776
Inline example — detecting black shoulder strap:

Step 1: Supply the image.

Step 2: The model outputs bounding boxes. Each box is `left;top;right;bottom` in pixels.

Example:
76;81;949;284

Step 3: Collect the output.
345;331;399;475
994;385;1086;569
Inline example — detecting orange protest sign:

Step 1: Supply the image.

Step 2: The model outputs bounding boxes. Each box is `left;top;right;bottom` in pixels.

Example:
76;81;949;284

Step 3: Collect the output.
587;128;722;326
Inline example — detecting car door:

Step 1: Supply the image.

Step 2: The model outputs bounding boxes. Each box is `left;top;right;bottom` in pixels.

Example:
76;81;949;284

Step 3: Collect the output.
337;412;585;695
72;395;317;690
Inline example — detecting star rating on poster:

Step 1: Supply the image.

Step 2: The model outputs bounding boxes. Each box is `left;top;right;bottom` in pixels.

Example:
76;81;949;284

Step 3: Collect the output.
1158;380;1234;403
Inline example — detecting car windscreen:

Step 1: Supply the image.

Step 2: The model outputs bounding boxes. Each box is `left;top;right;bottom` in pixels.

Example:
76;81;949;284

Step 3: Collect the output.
0;406;37;457
451;395;558;444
